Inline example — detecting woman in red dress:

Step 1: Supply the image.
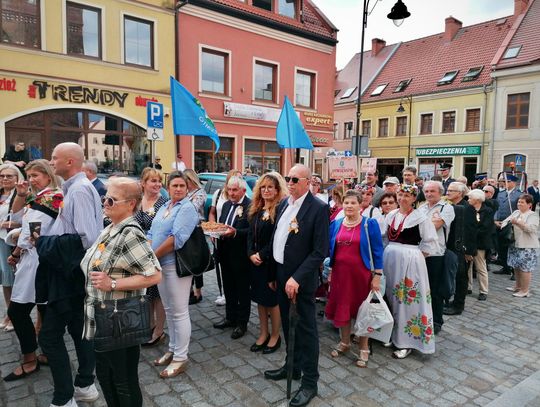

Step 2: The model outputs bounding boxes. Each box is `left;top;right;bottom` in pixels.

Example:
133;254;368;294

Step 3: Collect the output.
325;190;384;367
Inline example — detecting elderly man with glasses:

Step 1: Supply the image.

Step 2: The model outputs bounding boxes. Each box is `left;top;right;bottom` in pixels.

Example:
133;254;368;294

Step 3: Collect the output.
444;182;478;316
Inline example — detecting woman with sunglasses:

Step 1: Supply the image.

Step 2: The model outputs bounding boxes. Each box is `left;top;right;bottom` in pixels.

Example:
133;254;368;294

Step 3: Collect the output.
82;178;161;406
2;160;61;381
383;184;439;359
0;164;24;332
247;172;288;354
326;189;384;368
136;168;168;347
149;171;199;378
379;192;398;217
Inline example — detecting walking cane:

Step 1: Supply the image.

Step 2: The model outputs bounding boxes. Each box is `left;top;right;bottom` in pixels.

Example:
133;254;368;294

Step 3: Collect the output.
286;298;298;399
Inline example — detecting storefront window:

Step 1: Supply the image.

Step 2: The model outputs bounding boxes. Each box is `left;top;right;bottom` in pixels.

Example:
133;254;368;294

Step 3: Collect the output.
244;140;282;175
194;136;233;173
5;109;151;175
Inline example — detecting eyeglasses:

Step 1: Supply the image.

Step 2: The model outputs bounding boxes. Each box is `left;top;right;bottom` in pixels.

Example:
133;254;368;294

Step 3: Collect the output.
0;174;15;179
102;195;132;207
380;200;396;205
285;176;308;184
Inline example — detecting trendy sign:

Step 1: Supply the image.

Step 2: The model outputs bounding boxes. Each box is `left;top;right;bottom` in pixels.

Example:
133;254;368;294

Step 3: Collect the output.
328;156;358;179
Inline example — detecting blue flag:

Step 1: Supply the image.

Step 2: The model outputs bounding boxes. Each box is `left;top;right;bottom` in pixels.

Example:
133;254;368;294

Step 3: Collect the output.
276;96;313;150
170;76;220;152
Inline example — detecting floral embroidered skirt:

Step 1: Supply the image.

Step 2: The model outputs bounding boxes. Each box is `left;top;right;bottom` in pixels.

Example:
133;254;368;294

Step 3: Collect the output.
508;246;539;273
384;242;435;354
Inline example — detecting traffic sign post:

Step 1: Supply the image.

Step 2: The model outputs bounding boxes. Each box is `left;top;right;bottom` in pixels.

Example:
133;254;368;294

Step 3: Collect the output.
147;102;164;166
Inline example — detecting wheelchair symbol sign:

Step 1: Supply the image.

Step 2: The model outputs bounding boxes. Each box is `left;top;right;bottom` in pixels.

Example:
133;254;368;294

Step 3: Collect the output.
147;127;164;141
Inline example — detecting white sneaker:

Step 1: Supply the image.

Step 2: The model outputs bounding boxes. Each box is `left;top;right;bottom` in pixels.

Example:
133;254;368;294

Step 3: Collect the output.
50;398;78;407
215;295;226;306
73;384;99;402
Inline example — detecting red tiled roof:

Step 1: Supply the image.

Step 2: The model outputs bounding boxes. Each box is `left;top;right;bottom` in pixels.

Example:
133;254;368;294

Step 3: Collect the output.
335;42;400;104
362;15;517;103
495;0;540;69
206;0;337;41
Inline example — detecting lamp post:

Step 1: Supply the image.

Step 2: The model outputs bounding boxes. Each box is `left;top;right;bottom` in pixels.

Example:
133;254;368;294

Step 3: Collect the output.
397;95;413;164
354;0;410;159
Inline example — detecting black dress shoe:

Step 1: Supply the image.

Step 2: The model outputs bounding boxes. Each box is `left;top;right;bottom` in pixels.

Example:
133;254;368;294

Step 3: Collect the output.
289;387;317;407
264;365;301;381
213;319;235;329
510;274;516;281
262;336;281;354
443;307;463;316
189;295;203;305
231;325;247;339
434;324;442;335
250;335;270;352
478;293;487;301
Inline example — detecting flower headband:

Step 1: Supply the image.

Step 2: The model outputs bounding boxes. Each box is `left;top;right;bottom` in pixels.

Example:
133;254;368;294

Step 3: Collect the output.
355;184;374;193
399;184;418;196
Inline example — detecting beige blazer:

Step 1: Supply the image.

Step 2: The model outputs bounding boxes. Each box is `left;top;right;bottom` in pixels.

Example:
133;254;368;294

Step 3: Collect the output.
504;210;540;249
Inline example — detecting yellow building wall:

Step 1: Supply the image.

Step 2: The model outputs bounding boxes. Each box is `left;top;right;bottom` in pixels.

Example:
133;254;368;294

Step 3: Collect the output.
0;0;177;166
363;89;492;178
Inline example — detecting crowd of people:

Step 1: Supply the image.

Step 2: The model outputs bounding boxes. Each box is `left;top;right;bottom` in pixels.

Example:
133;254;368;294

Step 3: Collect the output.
0;145;539;407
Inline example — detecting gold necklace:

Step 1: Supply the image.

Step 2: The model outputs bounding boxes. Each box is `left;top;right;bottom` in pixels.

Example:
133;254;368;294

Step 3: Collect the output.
343;217;361;230
337;223;358;246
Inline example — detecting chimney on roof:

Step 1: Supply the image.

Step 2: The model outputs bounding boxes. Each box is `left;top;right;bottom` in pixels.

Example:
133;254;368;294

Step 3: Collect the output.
371;38;386;56
444;16;462;41
514;0;528;15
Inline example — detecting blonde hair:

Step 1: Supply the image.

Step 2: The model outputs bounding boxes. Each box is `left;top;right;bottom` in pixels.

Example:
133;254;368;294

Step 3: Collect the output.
248;172;288;222
183;168;202;189
140;167;163;192
108;177;143;212
25;159;59;192
0;163;24;184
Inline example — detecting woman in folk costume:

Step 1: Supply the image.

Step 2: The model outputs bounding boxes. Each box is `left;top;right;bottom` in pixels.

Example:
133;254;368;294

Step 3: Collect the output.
384;184;439;359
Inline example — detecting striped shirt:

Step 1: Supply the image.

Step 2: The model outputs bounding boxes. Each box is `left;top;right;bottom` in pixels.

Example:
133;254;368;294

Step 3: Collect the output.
46;172;103;249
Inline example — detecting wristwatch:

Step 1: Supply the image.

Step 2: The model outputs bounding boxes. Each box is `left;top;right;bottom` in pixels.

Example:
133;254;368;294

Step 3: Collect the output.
111;279;117;291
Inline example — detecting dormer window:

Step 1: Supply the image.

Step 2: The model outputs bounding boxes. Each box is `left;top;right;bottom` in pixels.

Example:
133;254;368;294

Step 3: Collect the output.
462;66;483;82
341;87;357;99
253;0;272;12
394;79;411;93
437;70;458;86
278;0;296;18
371;83;388;96
503;46;521;59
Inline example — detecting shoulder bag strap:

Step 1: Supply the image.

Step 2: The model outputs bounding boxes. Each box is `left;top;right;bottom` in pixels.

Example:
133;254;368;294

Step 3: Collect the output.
363;219;375;272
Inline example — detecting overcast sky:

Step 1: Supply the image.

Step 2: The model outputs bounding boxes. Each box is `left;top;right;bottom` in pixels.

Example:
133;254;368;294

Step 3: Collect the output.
312;0;515;69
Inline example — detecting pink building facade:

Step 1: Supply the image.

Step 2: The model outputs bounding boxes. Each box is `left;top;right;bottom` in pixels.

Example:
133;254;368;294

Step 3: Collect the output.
176;0;337;175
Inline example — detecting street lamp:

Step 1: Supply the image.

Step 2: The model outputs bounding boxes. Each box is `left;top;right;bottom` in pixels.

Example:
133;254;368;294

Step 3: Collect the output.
354;0;410;158
397;96;413;164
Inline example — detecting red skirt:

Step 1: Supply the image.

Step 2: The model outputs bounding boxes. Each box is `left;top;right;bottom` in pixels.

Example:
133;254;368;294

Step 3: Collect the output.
325;225;372;327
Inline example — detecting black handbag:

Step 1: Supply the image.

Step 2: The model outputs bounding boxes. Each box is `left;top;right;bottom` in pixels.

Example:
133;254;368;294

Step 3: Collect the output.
175;224;214;278
500;222;515;244
91;224;152;352
93;295;152;352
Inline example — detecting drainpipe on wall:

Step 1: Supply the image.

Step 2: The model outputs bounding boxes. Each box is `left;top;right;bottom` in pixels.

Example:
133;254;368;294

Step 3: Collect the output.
481;84;488;171
488;77;497;177
174;1;188;159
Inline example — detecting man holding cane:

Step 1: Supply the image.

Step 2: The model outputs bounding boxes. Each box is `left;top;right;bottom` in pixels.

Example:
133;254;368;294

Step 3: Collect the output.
264;164;329;407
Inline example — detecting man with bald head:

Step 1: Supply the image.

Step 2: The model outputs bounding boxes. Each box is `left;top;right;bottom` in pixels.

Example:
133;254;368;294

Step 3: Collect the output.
36;142;103;406
264;164;329;407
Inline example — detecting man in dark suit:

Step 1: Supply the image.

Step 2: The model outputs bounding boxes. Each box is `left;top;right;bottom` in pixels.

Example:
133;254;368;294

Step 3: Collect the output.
264;164;329;407
213;176;252;339
444;182;478;316
527;179;539;212
82;161;107;198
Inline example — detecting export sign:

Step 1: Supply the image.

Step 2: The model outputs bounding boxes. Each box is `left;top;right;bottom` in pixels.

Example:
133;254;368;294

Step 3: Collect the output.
328;156;358;179
416;146;481;157
303;112;332;127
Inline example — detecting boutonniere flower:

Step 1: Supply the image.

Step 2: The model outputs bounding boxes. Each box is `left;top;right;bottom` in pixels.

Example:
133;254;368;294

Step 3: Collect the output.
236;206;243;218
146;207;156;217
288;217;299;234
262;210;270;221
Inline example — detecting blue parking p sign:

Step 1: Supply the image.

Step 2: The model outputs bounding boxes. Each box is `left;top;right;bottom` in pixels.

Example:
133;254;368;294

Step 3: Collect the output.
147;102;164;141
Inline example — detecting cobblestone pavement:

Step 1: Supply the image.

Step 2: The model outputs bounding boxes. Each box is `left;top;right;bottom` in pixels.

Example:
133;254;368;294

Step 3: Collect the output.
1;263;540;407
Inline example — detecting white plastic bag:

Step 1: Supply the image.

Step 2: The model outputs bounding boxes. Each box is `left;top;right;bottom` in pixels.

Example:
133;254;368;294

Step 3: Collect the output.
353;290;394;343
